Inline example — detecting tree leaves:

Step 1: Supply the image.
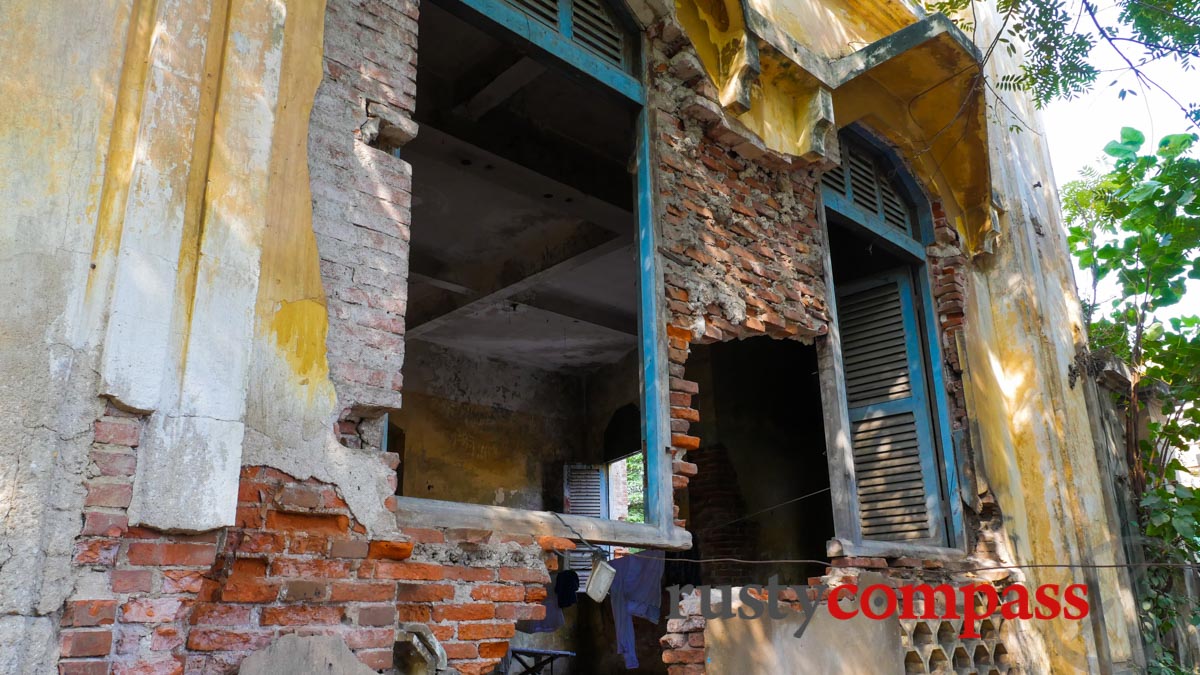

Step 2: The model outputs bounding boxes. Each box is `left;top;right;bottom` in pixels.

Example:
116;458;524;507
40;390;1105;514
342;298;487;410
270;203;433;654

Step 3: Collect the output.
1068;130;1200;668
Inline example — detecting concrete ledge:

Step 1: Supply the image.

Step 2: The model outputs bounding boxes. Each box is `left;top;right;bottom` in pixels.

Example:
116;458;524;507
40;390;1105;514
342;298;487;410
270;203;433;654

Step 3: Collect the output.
827;537;967;561
393;497;692;550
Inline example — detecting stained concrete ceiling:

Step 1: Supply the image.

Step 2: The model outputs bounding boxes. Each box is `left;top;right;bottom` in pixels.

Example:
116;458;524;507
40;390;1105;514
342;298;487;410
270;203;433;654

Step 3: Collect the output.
404;111;637;372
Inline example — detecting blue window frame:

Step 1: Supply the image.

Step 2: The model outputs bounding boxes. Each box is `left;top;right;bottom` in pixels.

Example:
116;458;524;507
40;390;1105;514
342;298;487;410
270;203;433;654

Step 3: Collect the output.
448;0;644;102
822;129;963;549
436;0;676;538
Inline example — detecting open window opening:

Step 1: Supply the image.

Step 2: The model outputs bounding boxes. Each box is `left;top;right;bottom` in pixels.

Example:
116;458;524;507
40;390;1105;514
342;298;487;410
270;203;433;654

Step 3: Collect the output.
393;0;646;524
682;337;832;585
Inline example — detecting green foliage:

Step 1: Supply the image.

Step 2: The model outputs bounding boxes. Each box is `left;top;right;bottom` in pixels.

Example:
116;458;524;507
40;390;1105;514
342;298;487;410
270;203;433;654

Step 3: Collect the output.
625;453;646;524
1066;128;1200;671
928;0;1200;125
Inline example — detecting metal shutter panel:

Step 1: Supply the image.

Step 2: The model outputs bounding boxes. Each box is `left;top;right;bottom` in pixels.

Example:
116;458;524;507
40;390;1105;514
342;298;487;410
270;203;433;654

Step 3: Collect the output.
838;272;944;544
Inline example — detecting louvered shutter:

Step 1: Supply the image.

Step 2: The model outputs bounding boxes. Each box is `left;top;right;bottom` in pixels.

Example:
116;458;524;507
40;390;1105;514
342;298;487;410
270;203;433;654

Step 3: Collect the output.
563;464;608;584
825;139;914;236
837;271;944;544
497;0;629;69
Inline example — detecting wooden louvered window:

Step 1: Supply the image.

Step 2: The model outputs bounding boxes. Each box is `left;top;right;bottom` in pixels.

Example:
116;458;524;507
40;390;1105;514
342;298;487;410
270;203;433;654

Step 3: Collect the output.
822;140;914;236
837;272;945;544
564;464;608;583
821;129;961;551
499;0;631;69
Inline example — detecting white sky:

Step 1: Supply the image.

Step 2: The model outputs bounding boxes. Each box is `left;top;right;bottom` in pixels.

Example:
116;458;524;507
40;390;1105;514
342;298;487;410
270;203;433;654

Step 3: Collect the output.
1039;16;1198;321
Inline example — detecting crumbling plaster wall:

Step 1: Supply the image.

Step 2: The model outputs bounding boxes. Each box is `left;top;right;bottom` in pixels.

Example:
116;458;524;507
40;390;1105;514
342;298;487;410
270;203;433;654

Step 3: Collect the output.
395;342;584;510
0;0;416;670
655;0;1144;669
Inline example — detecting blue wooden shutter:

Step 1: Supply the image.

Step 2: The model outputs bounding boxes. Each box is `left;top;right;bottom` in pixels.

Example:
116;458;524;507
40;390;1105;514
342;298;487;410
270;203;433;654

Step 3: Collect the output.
837;271;944;544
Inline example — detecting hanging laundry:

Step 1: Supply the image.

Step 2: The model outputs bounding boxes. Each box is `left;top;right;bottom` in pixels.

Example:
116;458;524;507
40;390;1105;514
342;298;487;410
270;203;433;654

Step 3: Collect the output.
556;569;580;608
607;550;665;669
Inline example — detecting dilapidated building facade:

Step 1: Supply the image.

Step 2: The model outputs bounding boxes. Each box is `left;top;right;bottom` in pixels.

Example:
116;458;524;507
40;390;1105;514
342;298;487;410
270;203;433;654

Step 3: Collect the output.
0;0;1149;672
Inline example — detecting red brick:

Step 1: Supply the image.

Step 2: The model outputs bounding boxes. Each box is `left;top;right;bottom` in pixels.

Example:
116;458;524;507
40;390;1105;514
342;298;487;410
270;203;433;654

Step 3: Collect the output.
479;641;511;659
161;570;204;594
444;642;481;661
121;598;185;623
457;623;515;640
126;543;216;567
287;533;329;555
270;558;351;578
282;580;329;602
357;605;396;626
220;560;279;603
401;527;444;544
524;585;547;602
190;603;253;626
63;600;117;627
186;629;273;652
663;648;706;664
235;506;263;529
456;660;504;675
356;649;393;671
666;665;706;675
94;420;139;446
111;570;153;593
443;566;495;582
330;582;395;602
260;605;344;626
85;482;132;508
73;539;119;566
360;561;442;580
60;630;112;657
471;585;524;602
91;450;136;477
238;480;273;503
498;567;549;584
150;626;184;652
344;628;394;649
264;511;350;536
58;661;109;675
496;603;545;621
367;540;414;560
321;488;349;509
277;486;322;508
536;536;575;552
112;656;183;675
395;583;453;602
234;531;285;554
396;604;431;622
329;540;369;558
80;511;127;537
432;603;494;622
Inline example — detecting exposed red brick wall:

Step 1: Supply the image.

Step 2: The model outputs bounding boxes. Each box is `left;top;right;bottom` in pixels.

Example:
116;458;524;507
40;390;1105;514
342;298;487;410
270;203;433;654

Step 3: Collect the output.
309;0;419;412
649;30;830;535
61;405;557;675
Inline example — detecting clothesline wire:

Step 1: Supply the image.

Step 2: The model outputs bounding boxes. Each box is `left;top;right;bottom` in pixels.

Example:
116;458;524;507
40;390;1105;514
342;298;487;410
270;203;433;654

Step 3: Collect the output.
618;552;1200;577
699;487;832;535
